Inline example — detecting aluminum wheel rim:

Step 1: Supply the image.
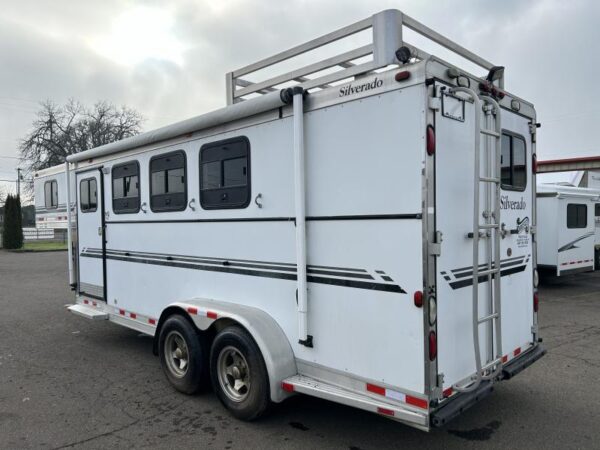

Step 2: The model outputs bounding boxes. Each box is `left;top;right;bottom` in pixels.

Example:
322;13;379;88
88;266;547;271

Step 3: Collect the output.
165;330;189;378
217;346;251;402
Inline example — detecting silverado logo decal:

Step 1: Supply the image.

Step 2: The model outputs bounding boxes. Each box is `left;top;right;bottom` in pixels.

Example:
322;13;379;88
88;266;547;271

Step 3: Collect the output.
339;77;383;97
501;195;526;210
516;216;530;234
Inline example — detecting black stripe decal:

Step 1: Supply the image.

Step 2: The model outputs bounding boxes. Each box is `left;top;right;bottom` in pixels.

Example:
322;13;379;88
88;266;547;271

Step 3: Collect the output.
85;248;369;274
105;213;422;225
448;265;528;290
452;259;525;279
450;255;525;274
81;252;405;294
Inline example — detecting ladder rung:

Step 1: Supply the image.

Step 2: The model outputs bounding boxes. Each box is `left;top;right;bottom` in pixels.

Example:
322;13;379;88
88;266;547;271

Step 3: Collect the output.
479;223;499;229
481;357;503;372
478;312;499;324
481;129;500;137
476;268;500;277
480;176;500;183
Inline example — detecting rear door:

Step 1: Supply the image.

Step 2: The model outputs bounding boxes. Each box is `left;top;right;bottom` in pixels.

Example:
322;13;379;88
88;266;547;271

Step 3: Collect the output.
434;84;535;390
76;169;105;302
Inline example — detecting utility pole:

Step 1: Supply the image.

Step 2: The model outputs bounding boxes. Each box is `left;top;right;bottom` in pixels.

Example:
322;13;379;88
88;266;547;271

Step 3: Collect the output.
16;168;22;198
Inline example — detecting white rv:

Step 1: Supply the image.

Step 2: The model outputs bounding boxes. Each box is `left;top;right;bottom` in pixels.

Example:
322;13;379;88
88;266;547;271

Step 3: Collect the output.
63;10;544;430
33;165;73;229
537;184;600;276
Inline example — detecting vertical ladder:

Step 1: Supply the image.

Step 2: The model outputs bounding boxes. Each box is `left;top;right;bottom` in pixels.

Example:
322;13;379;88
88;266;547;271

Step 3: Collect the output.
449;87;503;393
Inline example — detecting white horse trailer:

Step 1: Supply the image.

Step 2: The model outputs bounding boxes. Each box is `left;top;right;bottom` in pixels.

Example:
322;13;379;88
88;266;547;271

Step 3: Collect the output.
33;165;73;229
537;184;600;276
64;10;545;430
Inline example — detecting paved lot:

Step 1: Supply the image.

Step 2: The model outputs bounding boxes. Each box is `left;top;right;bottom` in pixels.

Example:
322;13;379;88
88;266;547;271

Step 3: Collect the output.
1;251;599;449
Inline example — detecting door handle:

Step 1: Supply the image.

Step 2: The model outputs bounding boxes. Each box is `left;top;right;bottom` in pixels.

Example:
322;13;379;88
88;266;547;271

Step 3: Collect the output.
189;198;196;211
98;226;102;236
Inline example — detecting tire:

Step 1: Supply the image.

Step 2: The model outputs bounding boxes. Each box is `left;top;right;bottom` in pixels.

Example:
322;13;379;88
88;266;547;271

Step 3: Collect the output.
210;326;270;420
158;314;209;394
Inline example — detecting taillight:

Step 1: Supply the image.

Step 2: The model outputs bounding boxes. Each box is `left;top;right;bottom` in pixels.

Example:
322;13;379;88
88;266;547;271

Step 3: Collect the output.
414;291;423;308
395;70;411;81
426;125;435;155
532;154;538;173
429;331;437;360
534;292;539;313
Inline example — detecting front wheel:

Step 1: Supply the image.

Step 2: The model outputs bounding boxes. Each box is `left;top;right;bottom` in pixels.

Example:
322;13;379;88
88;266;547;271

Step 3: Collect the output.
158;315;208;394
210;326;270;420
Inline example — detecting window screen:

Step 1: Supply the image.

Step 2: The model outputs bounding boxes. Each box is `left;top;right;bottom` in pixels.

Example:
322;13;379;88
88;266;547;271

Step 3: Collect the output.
112;161;140;214
567;203;587;229
150;151;187;212
44;180;58;208
80;178;97;213
500;133;527;191
200;137;250;209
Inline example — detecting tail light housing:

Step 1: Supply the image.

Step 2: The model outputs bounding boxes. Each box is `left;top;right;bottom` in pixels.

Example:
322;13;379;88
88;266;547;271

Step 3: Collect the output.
426;125;435;155
534;292;539;313
414;291;423;308
428;331;437;360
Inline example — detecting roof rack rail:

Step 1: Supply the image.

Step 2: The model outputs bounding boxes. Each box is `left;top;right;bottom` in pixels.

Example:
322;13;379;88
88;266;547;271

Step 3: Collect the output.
226;9;497;104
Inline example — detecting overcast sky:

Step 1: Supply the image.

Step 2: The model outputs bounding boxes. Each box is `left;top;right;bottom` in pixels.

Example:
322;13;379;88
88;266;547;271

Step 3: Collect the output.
1;0;599;196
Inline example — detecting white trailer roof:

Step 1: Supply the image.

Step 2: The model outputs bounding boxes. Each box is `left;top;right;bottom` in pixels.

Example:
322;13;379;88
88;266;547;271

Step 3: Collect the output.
537;183;600;200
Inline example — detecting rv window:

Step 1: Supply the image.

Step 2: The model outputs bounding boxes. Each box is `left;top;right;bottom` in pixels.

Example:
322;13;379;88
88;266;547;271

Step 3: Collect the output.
500;133;527;191
595;203;600;218
199;137;250;209
44;180;58;209
150;150;187;212
112;161;140;214
80;178;98;213
567;203;587;229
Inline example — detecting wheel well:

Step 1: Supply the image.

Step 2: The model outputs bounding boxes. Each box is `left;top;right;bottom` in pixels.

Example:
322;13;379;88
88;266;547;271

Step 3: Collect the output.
152;307;245;356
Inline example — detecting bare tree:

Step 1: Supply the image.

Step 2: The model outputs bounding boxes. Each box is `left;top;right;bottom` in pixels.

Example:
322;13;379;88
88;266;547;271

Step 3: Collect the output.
19;99;144;173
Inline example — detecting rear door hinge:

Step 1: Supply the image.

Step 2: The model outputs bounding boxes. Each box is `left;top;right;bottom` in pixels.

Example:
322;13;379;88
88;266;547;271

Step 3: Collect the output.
429;97;441;111
429;231;443;256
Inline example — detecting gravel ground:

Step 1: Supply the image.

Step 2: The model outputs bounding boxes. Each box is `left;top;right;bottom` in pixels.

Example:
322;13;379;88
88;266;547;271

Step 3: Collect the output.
0;251;598;449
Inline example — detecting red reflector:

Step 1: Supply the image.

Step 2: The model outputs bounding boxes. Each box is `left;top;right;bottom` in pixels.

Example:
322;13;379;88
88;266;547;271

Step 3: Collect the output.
426;125;435;155
281;382;295;392
502;355;508;363
119;309;125;315
413;291;423;308
514;347;521;357
533;292;539;312
377;407;395;416
406;395;428;409
443;387;453;398
532;153;538;173
395;70;411;81
130;313;137;319
428;331;437;361
83;299;89;305
366;383;386;396
92;302;97;307
148;318;156;325
207;311;218;319
187;307;198;315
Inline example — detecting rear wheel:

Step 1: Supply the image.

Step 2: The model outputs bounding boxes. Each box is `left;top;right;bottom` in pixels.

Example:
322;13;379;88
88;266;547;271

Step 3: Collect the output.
158;315;208;394
210;326;270;420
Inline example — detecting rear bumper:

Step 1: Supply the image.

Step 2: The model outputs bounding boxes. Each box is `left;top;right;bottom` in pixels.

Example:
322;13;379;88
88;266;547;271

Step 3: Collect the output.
430;344;546;428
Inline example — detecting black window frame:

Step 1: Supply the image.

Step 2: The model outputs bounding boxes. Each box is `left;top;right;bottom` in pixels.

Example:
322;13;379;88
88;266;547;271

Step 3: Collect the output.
501;131;527;192
199;136;251;210
149;150;187;213
44;180;58;209
79;177;98;213
567;203;587;229
112;161;141;214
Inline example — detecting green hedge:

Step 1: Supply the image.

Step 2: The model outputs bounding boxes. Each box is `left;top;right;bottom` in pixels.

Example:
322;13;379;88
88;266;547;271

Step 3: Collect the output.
2;195;24;249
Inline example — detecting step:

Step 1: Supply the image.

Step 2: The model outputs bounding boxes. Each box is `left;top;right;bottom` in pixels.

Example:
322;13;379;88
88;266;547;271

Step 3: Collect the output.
282;375;428;427
68;304;109;321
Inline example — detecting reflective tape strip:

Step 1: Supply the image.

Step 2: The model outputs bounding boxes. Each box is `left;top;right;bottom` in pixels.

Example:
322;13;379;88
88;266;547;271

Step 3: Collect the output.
366;383;427;409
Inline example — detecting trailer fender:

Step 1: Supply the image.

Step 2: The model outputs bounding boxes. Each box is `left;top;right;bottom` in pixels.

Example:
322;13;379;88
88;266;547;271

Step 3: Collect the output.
157;298;297;403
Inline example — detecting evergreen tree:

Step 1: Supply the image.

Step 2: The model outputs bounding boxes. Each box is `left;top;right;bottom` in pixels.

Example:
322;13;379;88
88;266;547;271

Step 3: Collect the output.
2;195;24;249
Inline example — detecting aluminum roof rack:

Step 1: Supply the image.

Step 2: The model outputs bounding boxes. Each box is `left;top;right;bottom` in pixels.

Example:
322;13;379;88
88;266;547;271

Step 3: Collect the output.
226;9;498;104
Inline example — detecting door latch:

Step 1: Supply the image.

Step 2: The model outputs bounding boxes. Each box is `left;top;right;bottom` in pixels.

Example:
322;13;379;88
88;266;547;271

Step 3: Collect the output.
429;231;443;256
